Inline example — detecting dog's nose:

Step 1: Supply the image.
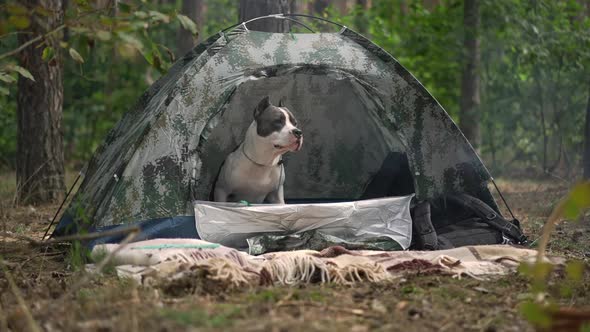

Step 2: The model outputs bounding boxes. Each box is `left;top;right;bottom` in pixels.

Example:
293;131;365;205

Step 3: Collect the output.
292;128;302;138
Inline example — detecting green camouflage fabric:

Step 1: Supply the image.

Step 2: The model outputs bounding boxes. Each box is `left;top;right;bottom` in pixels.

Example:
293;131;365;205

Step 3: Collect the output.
58;26;496;231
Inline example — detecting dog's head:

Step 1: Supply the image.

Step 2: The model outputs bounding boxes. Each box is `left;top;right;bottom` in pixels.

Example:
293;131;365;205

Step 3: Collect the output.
253;96;303;152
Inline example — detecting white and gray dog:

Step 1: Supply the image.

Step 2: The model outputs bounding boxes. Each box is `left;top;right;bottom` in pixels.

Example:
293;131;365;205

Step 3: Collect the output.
213;96;303;204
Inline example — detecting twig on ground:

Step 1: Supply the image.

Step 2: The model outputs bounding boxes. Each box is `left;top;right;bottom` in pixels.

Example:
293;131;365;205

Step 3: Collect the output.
58;229;139;301
0;258;42;332
42;225;141;245
0;225;140;247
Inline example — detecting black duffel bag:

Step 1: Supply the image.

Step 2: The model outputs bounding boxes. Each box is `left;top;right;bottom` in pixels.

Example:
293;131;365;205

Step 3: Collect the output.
410;193;528;250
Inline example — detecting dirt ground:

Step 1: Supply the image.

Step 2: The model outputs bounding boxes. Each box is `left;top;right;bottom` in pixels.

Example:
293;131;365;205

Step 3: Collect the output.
1;173;589;332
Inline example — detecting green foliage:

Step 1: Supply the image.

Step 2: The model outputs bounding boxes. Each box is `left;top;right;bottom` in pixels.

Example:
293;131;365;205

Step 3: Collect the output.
199;0;237;38
158;306;241;328
326;0;463;116
4;64;34;81
177;14;198;36
478;0;590;171
0;0;200;166
68;48;84;64
401;285;423;295
518;261;554;292
563;182;590;220
247;289;283;302
519;301;552;328
326;0;590;174
517;181;590;328
67;240;91;271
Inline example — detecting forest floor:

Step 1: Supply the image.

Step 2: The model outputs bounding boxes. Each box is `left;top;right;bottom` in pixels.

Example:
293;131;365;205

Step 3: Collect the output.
1;172;589;332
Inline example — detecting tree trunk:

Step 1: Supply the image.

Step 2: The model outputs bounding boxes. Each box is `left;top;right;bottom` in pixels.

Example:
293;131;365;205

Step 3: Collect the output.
533;69;548;172
16;0;65;205
336;0;351;14
584;83;590;178
178;0;204;56
459;0;481;149
308;0;329;15
239;0;294;32
292;0;306;14
354;0;369;34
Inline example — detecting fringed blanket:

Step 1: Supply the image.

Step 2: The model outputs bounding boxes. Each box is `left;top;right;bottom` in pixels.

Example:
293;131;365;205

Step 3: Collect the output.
89;239;564;287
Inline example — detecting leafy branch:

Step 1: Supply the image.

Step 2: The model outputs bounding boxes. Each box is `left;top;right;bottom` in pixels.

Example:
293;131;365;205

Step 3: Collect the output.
0;0;199;93
0;25;66;61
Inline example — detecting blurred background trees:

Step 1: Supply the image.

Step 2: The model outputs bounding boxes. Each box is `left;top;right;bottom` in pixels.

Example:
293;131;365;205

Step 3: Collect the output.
0;0;589;204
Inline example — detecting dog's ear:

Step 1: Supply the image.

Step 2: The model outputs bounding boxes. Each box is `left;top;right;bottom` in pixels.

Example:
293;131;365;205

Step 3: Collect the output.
254;96;271;118
278;99;285;107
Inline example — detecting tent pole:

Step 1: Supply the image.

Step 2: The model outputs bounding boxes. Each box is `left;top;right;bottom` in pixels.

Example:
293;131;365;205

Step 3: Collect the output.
223;14;343;34
42;171;82;240
490;177;517;221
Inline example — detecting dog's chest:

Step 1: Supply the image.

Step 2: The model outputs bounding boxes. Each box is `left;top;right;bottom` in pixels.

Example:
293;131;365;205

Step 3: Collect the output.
221;152;282;201
228;165;281;194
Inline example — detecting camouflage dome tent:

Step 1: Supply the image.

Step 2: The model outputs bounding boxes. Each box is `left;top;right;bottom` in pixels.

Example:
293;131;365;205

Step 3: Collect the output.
51;14;514;246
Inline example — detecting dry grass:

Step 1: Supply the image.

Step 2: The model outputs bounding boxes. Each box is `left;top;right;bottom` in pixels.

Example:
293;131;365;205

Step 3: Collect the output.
0;174;589;331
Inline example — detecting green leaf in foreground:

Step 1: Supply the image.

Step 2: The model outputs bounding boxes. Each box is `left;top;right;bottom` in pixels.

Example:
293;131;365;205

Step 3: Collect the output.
518;261;554;280
34;5;51;17
96;30;112;41
118;2;132;13
42;47;55;61
134;11;148;19
7;4;28;15
519;301;551;328
149;11;170;23
565;260;584;281
69;48;85;63
8;15;30;29
177;14;198;35
10;65;35;82
0;86;9;96
563;182;590;220
117;33;144;51
0;72;16;84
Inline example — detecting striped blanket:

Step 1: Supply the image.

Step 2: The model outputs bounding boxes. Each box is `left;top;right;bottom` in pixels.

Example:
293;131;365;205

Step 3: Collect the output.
90;239;564;287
